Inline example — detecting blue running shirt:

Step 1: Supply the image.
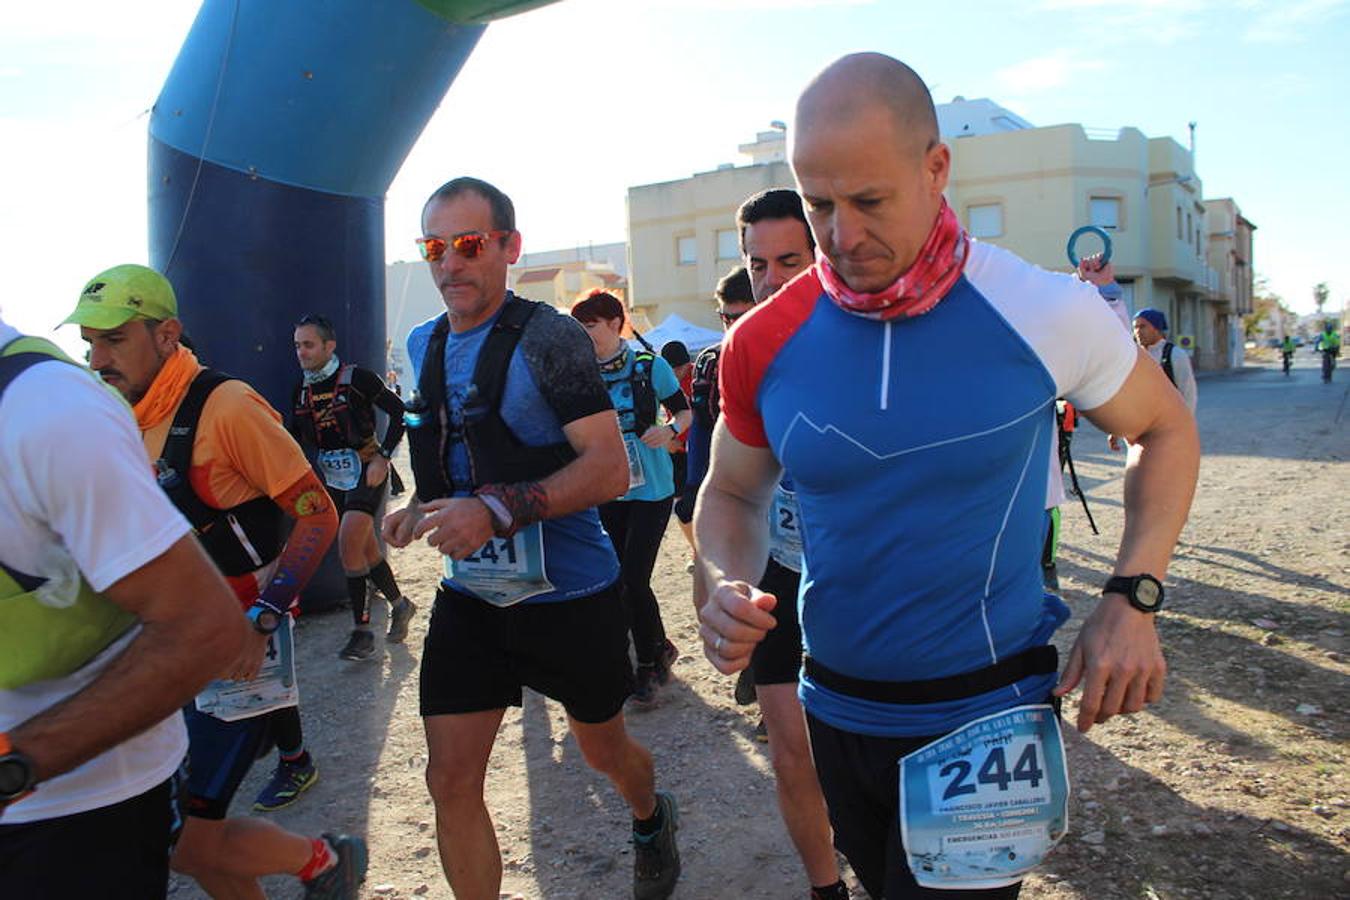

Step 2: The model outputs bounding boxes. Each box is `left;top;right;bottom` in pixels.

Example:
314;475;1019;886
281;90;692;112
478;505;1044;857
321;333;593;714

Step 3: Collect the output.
407;298;620;603
718;242;1137;737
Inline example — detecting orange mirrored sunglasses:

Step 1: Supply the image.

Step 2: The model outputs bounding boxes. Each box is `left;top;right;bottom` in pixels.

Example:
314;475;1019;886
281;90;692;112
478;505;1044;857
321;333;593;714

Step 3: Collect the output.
416;230;511;262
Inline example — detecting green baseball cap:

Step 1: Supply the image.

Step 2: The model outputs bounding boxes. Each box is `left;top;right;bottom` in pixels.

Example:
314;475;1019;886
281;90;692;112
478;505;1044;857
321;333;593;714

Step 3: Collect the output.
63;264;178;329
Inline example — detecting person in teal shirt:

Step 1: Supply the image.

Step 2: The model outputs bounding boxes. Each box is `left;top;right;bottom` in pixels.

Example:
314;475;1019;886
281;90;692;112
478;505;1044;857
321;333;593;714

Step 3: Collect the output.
572;291;692;704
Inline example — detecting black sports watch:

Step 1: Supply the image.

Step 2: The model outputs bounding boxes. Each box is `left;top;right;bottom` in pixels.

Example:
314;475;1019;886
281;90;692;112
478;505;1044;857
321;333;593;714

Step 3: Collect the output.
0;734;37;805
1103;574;1164;613
247;605;282;635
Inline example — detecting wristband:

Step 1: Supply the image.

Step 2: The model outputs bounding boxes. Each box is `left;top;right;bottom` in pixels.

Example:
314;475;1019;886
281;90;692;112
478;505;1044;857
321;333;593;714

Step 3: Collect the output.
475;482;547;538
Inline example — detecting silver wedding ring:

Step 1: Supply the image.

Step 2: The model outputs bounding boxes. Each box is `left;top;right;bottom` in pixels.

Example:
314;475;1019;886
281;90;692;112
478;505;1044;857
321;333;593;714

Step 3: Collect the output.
714;635;725;654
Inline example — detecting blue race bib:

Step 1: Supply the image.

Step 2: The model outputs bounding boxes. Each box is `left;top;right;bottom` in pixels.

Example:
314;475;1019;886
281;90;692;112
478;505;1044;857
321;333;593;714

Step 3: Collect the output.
317;448;361;491
767;483;803;573
899;704;1070;890
445;523;554;607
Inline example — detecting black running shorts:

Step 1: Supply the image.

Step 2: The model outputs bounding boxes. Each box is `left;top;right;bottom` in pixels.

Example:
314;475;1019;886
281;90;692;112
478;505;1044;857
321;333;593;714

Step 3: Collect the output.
419;581;634;724
806;701;1056;899
0;765;186;898
750;557;805;686
326;461;387;517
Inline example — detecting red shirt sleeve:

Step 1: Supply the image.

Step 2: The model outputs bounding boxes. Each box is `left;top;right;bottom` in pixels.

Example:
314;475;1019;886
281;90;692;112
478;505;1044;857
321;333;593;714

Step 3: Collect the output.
718;267;823;449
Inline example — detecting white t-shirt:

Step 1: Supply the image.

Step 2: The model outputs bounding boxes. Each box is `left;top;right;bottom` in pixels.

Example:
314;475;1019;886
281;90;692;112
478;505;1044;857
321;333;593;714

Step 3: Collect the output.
0;321;192;824
1145;339;1197;413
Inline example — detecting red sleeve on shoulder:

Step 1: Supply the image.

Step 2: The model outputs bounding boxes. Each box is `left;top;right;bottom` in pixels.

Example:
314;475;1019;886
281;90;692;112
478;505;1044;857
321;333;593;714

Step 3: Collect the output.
718;267;823;449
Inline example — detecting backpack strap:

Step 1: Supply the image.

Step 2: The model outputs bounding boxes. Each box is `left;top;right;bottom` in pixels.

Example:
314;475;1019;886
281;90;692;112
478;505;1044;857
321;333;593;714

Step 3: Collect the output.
158;370;235;530
472;295;538;415
629;350;658;434
156;370;285;575
1161;342;1176;387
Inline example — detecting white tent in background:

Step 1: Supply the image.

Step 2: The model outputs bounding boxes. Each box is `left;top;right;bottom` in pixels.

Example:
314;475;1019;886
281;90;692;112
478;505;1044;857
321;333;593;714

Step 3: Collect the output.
629;313;722;355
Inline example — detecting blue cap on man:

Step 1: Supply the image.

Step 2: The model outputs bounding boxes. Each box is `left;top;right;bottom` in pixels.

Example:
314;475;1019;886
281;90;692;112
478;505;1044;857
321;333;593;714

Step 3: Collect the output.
1134;308;1168;333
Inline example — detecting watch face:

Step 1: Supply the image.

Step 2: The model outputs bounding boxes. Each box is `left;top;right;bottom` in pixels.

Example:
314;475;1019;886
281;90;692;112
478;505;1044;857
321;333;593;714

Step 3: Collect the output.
1135;578;1162;609
0;758;30;796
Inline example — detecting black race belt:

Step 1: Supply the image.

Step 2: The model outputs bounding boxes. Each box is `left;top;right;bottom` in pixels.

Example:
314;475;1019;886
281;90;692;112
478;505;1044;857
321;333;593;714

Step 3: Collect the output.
804;644;1058;705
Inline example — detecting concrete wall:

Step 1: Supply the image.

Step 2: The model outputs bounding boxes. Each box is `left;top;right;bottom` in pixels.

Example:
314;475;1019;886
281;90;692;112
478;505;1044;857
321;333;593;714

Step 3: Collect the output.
628;161;795;330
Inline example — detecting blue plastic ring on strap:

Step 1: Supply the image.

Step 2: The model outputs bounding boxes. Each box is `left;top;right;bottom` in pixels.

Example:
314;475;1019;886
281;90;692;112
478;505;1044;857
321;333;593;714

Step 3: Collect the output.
1067;226;1113;267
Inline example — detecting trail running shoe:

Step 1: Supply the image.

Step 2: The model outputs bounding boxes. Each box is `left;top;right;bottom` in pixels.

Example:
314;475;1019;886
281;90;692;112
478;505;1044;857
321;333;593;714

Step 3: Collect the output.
338;630;375;661
655;639;679;686
253;760;319;812
302;833;368;899
754;718;769;744
631;664;659;706
734;667;757;706
633;791;681;900
386;597;418;644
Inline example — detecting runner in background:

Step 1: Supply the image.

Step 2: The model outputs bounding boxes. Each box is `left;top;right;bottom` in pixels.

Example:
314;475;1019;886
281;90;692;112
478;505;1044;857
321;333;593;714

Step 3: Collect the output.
660;340;698;560
66;266;366;898
291;314;417;662
572;291;692;706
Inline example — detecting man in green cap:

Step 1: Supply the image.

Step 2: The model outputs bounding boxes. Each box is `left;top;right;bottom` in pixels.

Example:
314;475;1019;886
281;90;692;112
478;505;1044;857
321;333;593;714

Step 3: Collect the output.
66;264;367;898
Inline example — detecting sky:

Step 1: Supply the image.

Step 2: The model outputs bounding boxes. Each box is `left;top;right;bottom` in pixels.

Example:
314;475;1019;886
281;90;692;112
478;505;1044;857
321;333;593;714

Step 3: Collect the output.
2;0;1348;349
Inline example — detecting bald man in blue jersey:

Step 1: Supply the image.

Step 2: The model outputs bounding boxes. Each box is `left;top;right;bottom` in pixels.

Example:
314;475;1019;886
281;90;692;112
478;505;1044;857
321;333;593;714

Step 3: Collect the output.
694;54;1198;899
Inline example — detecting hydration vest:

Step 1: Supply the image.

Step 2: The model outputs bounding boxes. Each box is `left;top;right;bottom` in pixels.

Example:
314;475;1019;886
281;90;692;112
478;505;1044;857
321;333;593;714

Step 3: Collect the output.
690;344;722;430
155;370;285;577
0;338;136;690
404;296;576;502
1160;341;1176;387
609;349;658;435
292;364;375;451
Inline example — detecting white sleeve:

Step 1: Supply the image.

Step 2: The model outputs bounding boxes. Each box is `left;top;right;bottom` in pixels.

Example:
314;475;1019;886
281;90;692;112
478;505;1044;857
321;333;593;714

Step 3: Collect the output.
1174;347;1198;413
11;366;191;592
965;242;1138;411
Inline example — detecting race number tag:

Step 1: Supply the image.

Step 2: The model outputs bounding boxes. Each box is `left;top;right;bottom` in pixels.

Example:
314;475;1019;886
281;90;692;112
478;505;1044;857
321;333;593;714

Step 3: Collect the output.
899;704;1069;890
445;523;553;607
194;618;298;722
623;435;646;491
316;448;361;491
767;483;803;573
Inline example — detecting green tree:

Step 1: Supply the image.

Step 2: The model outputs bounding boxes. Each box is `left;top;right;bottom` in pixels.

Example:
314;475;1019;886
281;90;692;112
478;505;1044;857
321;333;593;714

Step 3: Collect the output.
1313;282;1329;316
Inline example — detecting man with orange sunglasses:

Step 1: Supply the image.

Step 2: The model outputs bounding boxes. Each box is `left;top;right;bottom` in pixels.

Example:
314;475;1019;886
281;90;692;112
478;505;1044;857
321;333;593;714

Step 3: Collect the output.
386;177;681;900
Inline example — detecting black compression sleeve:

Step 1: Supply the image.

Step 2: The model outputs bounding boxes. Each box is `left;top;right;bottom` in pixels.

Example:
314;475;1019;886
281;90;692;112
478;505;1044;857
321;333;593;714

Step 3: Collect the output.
353;367;407;454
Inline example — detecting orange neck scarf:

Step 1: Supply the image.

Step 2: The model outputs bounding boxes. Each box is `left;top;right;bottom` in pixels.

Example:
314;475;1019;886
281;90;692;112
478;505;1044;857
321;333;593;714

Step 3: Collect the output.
133;346;203;431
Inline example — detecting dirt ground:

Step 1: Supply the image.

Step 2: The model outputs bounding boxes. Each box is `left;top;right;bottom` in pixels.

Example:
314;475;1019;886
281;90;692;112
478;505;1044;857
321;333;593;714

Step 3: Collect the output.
172;352;1348;899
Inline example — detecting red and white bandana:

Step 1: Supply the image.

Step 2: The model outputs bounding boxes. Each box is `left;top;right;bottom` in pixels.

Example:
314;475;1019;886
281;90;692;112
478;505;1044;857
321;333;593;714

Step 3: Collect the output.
817;198;969;322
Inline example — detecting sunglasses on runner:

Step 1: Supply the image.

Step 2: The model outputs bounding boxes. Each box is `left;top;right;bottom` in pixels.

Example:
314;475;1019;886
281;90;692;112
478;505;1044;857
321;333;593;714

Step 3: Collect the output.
416;231;511;262
719;310;748;326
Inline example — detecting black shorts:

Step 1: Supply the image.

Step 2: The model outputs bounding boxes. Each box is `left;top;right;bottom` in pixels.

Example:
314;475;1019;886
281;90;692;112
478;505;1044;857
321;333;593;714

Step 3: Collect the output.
182;705;277;820
807;701;1057;899
0;764;186;898
750;558;804;686
325;460;387;517
671;451;695;524
420;581;633;724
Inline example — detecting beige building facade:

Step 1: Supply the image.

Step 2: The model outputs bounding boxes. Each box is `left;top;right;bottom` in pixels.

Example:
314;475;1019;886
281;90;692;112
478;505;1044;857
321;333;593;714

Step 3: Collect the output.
627;103;1256;370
